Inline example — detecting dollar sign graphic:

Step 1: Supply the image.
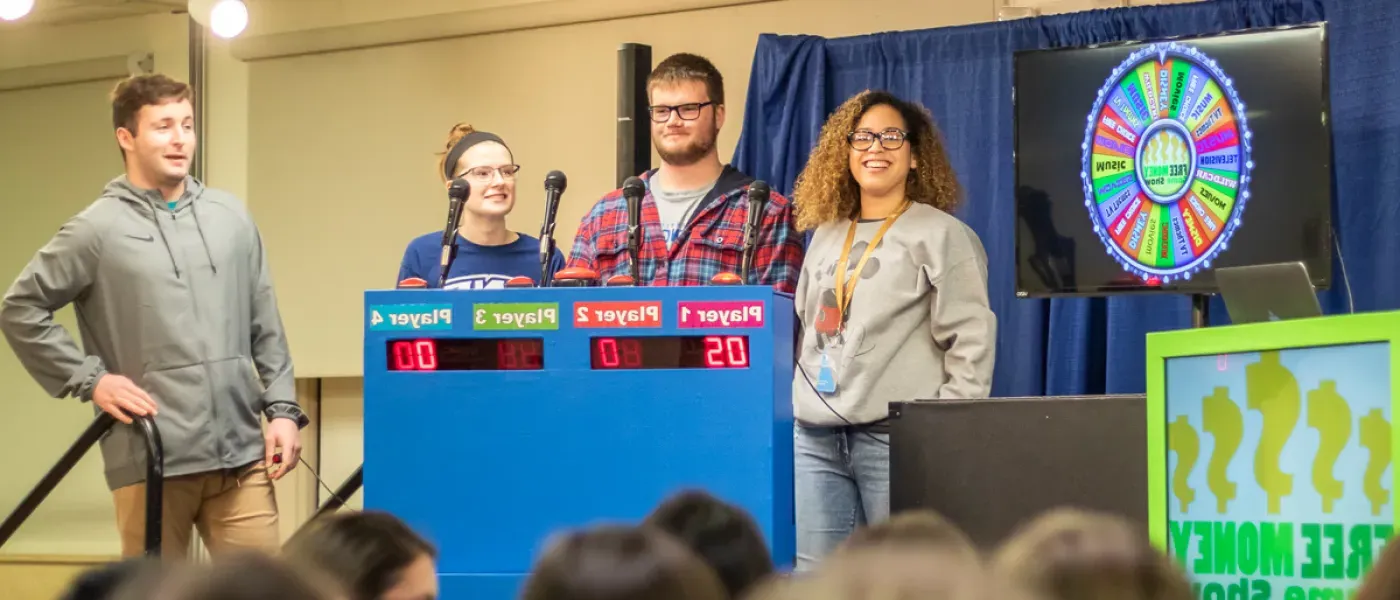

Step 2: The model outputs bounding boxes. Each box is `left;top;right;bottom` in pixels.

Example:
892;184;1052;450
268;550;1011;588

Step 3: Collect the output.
1246;351;1300;514
1203;387;1242;513
1168;415;1199;512
1307;380;1352;514
1359;409;1392;516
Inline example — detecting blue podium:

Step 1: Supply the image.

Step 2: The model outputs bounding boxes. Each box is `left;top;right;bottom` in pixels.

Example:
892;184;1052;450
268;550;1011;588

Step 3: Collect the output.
362;285;795;599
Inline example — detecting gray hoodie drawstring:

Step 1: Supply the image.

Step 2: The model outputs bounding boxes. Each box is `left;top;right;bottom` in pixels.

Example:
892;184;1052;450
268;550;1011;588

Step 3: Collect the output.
190;201;218;276
150;209;182;279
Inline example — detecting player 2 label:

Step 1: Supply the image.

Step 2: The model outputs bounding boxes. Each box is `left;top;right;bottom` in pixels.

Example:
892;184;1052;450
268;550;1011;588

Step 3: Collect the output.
574;301;662;328
472;303;559;331
678;301;764;328
368;304;453;331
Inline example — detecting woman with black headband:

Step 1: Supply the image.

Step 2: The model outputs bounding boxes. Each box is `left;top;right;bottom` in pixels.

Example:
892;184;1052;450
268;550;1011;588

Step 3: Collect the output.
397;123;565;288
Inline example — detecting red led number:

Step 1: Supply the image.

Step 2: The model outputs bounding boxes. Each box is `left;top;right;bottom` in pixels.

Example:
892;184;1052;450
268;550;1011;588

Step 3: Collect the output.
703;336;748;368
392;340;439;371
497;340;543;370
595;338;645;368
598;338;620;368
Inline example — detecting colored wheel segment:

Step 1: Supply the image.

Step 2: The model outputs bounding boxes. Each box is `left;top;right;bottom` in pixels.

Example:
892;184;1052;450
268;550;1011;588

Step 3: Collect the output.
1080;43;1253;283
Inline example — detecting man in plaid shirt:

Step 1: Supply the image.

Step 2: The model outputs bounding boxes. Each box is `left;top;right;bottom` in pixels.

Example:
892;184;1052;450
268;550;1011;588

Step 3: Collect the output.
567;53;803;293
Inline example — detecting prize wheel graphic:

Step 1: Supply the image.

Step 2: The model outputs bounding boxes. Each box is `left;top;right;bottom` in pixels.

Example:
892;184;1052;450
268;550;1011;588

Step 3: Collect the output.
1081;42;1253;283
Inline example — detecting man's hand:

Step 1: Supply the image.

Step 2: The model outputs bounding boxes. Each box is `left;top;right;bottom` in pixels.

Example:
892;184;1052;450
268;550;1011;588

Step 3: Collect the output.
92;374;158;424
265;417;301;480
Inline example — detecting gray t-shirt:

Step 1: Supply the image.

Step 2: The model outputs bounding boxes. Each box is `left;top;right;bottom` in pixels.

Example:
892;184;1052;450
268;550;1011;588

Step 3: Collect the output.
793;203;997;426
652;179;716;249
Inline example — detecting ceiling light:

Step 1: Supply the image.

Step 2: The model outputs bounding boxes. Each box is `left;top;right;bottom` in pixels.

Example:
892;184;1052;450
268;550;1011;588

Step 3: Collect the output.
189;0;248;38
0;0;35;21
209;0;248;38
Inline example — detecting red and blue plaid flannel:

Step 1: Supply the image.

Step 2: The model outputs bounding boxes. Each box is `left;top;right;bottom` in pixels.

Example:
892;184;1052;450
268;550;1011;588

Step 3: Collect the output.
566;166;803;293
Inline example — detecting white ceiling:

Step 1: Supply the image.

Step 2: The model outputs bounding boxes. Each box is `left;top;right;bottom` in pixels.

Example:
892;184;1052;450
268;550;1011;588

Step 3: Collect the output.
3;0;188;27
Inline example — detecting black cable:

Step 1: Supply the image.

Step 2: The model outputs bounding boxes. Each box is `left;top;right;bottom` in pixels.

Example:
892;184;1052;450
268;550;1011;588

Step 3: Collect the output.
795;362;890;447
298;454;347;510
1333;225;1355;314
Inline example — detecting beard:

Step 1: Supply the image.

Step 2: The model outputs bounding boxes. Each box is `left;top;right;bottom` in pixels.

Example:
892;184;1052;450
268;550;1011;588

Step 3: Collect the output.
655;124;718;167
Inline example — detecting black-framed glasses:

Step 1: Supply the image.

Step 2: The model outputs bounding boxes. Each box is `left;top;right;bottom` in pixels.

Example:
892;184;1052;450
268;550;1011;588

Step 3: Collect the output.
648;102;715;123
848;128;909;151
457;164;522;182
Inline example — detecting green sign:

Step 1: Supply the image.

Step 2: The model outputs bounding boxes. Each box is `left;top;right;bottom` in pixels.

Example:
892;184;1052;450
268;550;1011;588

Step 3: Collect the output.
471;302;559;331
1147;311;1400;600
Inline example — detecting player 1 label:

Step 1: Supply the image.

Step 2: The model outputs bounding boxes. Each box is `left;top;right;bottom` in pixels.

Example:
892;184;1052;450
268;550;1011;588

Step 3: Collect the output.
368;304;453;331
677;301;764;329
472;303;559;331
573;301;661;328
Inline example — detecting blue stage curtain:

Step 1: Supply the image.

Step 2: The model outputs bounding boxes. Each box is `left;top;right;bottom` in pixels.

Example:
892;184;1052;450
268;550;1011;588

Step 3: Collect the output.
734;0;1400;398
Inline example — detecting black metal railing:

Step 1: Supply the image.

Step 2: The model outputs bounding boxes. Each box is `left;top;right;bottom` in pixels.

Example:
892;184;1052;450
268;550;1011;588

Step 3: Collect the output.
0;413;164;556
313;464;362;520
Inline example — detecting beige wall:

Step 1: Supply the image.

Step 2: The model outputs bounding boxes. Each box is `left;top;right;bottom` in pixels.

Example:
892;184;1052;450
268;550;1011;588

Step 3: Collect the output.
219;0;1003;523
235;0;997;377
0;13;190;561
0;0;1191;591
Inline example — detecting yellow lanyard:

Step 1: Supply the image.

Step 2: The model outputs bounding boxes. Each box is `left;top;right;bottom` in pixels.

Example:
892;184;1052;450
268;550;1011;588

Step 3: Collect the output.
834;201;910;325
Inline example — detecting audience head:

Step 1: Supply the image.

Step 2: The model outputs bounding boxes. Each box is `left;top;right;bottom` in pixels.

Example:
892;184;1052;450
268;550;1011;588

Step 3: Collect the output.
993;508;1193;600
115;552;338;600
283;510;439;600
792;89;961;230
521;524;727;600
1353;528;1400;600
60;558;162;600
833;509;980;564
647;53;725;167
756;546;1018;600
643;489;774;598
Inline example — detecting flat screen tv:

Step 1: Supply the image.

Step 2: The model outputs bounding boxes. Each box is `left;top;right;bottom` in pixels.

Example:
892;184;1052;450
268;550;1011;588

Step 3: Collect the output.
1146;310;1400;598
1013;24;1331;297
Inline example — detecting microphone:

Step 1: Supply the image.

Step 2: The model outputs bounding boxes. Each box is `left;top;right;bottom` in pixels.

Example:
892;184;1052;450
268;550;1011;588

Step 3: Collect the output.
438;178;470;288
539;170;567;287
741;180;770;283
622;176;646;284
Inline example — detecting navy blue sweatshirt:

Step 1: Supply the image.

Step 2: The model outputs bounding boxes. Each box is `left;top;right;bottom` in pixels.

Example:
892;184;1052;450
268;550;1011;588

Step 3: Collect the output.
398;232;565;289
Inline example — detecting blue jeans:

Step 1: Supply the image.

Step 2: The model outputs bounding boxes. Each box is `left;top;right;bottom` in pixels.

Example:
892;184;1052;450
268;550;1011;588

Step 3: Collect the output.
793;423;890;571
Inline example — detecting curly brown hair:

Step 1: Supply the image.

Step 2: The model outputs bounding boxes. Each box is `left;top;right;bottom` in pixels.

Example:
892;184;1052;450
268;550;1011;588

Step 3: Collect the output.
792;90;961;231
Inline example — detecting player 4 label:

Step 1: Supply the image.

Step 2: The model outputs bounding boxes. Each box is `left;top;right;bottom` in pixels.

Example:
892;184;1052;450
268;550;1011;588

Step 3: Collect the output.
368;304;453;331
573;301;661;328
677;301;764;328
472;302;559;331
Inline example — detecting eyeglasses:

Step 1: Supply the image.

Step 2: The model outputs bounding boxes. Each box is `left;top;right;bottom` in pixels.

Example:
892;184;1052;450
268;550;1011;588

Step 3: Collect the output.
648;102;715;123
848;129;910;151
457;164;522;182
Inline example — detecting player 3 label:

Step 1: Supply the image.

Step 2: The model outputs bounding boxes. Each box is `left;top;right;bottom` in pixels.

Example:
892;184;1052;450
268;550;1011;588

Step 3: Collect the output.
472;303;559;331
574;301;661;328
677;301;764;328
368;304;453;331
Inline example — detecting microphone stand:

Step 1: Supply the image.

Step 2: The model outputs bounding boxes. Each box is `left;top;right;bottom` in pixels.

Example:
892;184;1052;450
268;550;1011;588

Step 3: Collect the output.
627;227;641;283
540;237;556;287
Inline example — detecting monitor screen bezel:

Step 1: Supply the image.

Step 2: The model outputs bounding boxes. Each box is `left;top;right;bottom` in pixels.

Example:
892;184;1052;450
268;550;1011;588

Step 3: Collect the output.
1012;22;1333;298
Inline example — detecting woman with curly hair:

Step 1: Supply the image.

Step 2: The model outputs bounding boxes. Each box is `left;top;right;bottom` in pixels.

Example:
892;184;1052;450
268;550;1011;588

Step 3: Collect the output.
789;90;996;570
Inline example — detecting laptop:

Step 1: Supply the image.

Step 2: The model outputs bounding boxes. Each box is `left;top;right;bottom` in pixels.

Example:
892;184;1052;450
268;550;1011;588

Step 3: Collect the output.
1214;262;1323;324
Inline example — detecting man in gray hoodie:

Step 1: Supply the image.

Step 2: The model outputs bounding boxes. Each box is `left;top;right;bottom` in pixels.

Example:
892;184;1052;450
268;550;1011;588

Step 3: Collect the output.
0;74;306;557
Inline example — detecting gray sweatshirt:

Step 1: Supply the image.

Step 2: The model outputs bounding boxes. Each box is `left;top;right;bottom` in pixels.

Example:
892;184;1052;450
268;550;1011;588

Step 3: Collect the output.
793;203;996;426
1;176;306;490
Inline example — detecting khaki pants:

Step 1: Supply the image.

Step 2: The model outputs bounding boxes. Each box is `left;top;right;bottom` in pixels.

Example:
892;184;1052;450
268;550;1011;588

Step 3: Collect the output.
112;461;279;558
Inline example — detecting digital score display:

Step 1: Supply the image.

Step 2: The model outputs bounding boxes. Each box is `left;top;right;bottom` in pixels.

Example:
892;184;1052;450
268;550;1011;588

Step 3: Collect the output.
590;336;750;370
386;338;543;371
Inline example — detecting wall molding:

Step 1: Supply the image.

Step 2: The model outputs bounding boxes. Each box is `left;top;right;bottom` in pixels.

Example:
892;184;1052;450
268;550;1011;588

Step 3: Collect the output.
0;53;152;93
0;554;117;565
230;0;775;61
